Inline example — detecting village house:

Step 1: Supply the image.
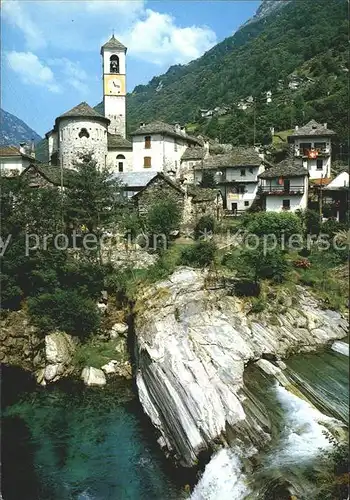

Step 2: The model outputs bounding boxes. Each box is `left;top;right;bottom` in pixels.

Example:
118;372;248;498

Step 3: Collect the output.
0;144;36;176
130;121;203;175
287;120;336;180
258;152;309;212
193;147;268;214
133;172;223;227
20;163;77;189
322;170;349;222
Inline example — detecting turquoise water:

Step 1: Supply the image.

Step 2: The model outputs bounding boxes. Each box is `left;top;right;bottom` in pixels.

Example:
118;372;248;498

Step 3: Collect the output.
2;371;183;500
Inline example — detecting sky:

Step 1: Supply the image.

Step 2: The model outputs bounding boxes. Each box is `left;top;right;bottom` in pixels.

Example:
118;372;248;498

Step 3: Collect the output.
1;0;260;136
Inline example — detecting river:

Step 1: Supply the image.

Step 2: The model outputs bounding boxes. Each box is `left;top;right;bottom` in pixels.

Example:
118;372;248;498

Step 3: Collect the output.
1;340;348;500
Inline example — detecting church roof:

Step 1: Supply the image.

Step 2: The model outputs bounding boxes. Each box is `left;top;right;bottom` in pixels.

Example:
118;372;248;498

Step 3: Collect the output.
101;35;127;53
130;121;203;145
57;102;110;124
288;120;336;138
107;133;132;149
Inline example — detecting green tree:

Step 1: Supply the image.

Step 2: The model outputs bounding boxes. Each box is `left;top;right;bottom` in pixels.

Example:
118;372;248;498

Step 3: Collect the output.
145;198;182;242
236;246;290;284
65;152;125;235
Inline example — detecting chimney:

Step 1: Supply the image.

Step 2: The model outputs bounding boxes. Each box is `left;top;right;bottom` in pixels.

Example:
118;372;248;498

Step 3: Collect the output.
19;142;26;155
180;125;186;136
324;122;327;128
139;122;145;128
270;126;275;137
174;123;181;134
31;138;35;159
204;140;210;157
295;125;299;131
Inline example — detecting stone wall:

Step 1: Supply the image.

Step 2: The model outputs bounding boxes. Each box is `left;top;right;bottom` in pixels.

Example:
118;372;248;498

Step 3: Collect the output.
136;176;184;217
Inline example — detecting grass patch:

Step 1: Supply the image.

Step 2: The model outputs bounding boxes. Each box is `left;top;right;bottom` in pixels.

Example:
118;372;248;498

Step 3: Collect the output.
73;337;125;369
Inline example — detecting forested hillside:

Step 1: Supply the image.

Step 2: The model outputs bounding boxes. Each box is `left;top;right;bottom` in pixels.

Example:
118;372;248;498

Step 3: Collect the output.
126;0;348;147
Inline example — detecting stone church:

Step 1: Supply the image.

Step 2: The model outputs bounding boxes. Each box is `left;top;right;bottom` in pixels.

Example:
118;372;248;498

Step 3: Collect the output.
46;35;133;173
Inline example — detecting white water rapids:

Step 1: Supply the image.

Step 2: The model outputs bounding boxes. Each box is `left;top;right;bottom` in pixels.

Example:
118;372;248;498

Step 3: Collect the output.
331;340;349;357
190;448;250;500
190;380;343;499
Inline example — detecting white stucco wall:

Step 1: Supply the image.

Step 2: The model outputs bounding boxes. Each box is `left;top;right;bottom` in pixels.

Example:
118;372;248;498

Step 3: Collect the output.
104;96;126;138
132;134;188;174
293;136;331;178
224;182;258;211
107;149;133;173
58;118;108;169
180;159;203;183
325;171;349;189
263;175;308;212
0;156;31;175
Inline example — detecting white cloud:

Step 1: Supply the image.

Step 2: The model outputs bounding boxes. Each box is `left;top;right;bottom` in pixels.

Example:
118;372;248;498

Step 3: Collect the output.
49;58;89;94
122;9;217;65
6;51;61;93
2;0;46;50
2;0;217;66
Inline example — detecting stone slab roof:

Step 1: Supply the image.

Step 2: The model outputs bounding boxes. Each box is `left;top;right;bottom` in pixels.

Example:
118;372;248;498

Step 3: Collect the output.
259;157;308;179
288;120;336;138
130;121;203;146
111;171;157;188
101;35;127;53
133;172;185;198
194;147;263;170
107;133;132;149
187;185;221;202
0;145;35;161
57;102;110;124
21;164;78;187
181;146;206;161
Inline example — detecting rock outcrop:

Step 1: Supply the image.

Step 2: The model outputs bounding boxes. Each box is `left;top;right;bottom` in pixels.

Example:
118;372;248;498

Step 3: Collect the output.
81;366;107;386
134;268;348;467
39;332;76;385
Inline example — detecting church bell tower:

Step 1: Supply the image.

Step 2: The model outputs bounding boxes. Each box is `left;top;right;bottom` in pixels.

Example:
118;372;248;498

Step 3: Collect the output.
101;35;127;138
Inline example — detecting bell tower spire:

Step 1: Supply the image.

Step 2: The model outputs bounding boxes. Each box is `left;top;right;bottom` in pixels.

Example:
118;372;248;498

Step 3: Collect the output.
101;35;127;138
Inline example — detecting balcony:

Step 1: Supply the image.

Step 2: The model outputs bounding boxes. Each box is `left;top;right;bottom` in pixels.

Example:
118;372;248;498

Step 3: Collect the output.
295;148;330;157
260;185;304;195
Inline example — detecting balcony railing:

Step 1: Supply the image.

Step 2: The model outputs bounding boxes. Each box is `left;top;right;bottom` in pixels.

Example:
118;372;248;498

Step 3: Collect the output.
260;185;304;195
295;148;330;157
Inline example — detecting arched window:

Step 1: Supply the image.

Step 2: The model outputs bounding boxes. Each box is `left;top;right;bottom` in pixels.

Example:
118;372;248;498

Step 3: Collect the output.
79;128;90;138
110;55;119;73
116;154;125;172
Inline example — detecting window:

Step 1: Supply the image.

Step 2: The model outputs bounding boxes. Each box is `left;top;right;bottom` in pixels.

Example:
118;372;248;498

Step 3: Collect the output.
300;143;311;154
116;154;125;173
144;136;151;149
249;168;254;174
239;186;245;194
316;159;323;170
240;169;246;177
314;142;326;150
144;156;151;168
110;55;119;73
244;201;249;207
282;199;290;210
79;128;89;138
118;162;123;172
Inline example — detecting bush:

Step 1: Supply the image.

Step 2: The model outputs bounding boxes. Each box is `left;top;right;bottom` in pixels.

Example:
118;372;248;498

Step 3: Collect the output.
296;209;320;235
244;212;302;241
180;241;216;267
194;215;216;239
250;297;266;313
145;199;182;239
237;246;290;284
321;219;347;239
28;289;100;338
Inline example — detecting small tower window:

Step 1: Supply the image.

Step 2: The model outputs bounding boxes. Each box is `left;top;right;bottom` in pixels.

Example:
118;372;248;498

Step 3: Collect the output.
116;154;125;173
144;156;151;168
110;55;119;73
79;128;90;138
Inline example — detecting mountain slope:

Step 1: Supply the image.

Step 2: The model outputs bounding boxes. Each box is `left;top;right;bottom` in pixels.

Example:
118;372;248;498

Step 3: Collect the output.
0;108;41;147
126;0;348;145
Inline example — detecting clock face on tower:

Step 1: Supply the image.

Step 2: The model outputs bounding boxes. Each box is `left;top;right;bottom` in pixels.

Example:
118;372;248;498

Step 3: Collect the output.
104;74;125;96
